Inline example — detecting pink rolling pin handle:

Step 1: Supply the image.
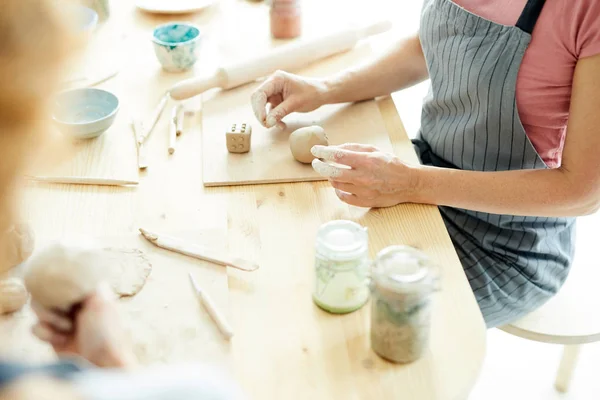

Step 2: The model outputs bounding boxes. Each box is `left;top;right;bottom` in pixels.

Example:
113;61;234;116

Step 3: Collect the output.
169;70;226;101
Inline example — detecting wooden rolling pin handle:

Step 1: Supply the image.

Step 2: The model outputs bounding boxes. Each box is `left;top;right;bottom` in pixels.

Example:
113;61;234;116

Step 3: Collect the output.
168;20;392;101
169;70;226;101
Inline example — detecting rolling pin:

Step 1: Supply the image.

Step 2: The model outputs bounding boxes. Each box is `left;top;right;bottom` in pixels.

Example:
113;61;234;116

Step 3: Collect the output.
169;20;392;100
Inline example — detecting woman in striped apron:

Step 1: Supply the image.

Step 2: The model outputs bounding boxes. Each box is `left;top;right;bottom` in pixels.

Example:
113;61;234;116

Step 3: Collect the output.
252;0;600;327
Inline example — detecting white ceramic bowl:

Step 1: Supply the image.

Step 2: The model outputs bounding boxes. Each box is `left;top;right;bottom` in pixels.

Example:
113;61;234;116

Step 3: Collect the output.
53;88;119;139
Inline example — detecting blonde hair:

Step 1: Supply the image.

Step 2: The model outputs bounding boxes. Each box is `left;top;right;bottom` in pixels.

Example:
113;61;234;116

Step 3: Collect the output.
0;0;75;269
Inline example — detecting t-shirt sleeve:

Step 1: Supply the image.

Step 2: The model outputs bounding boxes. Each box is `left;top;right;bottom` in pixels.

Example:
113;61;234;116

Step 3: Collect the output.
0;359;84;389
574;0;600;58
73;363;245;400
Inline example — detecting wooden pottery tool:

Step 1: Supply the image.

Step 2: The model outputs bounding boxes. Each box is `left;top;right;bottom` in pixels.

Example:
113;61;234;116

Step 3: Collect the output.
137;93;169;145
139;228;259;272
131;118;148;169
169;20;392;100
188;272;234;340
176;104;185;136
83;67;120;88
26;176;138;186
168;105;177;154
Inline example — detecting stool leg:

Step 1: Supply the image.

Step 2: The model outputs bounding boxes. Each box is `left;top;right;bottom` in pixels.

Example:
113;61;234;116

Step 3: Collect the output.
554;345;582;393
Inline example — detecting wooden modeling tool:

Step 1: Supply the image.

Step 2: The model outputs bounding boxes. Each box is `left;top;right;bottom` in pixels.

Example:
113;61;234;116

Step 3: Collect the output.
26;176;138;186
139;228;259;272
131;118;148;169
84;68;120;88
131;94;169;169
138;94;169;145
188;272;234;340
169;20;392;100
176;104;185;136
168;105;177;154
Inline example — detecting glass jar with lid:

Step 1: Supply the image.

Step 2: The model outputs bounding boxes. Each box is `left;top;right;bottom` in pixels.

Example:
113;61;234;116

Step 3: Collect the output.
370;245;439;364
313;220;370;314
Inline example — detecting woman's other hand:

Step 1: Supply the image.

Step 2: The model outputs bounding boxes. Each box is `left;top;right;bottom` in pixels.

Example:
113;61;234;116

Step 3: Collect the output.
31;282;136;369
250;70;329;129
311;143;421;208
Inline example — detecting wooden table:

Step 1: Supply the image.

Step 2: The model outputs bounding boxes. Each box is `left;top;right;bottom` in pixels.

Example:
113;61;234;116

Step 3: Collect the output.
3;1;486;399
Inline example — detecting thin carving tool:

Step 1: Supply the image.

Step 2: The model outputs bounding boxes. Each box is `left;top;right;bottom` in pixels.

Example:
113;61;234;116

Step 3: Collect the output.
188;272;234;340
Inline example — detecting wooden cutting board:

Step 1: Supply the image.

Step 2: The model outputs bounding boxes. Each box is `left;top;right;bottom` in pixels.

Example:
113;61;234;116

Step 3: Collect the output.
0;231;231;369
201;44;394;187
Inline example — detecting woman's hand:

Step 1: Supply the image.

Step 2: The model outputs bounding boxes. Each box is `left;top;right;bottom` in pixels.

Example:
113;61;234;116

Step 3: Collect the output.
31;282;136;369
311;144;421;208
251;70;329;129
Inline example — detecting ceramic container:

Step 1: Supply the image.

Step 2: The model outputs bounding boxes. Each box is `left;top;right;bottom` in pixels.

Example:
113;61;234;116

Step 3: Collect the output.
53;88;120;139
152;22;202;72
270;0;302;39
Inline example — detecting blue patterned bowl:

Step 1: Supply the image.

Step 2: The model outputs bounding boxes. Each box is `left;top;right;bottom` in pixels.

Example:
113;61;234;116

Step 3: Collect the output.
53;88;120;139
152;22;201;73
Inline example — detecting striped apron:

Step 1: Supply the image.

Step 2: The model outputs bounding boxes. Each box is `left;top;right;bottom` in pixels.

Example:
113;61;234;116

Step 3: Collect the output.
414;0;576;327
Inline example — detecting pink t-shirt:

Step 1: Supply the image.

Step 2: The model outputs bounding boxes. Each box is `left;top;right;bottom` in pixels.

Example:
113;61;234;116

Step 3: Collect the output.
452;0;600;168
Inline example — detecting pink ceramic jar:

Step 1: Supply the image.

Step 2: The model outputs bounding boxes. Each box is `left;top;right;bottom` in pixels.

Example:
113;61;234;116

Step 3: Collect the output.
270;0;302;39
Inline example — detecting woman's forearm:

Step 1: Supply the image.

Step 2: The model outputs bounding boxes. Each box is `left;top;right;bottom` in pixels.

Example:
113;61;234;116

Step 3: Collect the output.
414;166;600;217
322;33;429;105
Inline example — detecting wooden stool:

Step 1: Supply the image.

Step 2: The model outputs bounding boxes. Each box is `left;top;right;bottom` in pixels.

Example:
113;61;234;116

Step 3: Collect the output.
499;213;600;393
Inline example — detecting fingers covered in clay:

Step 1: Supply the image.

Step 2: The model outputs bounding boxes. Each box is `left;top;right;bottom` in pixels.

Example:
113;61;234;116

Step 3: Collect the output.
251;72;286;128
289;125;329;164
31;300;73;332
31;322;68;346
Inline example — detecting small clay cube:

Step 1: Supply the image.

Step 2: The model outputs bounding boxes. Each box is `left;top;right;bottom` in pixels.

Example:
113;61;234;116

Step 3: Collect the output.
226;123;252;153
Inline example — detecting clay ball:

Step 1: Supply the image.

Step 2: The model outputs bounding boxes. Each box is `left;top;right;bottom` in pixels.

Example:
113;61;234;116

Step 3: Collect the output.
289;125;329;164
0;278;28;314
24;241;105;311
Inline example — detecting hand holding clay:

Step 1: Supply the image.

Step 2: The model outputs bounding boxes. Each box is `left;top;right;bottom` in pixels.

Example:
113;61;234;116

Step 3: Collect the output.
24;242;105;311
23;241;150;367
31;283;137;368
311;143;420;208
250;70;329;129
24;242;151;311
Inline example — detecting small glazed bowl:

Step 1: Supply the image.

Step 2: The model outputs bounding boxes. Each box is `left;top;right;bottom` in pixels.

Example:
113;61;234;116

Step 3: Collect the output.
152;22;201;72
53;88;120;139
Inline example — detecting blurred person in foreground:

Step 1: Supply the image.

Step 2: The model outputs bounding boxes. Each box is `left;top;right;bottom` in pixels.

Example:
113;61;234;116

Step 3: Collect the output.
0;1;242;399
